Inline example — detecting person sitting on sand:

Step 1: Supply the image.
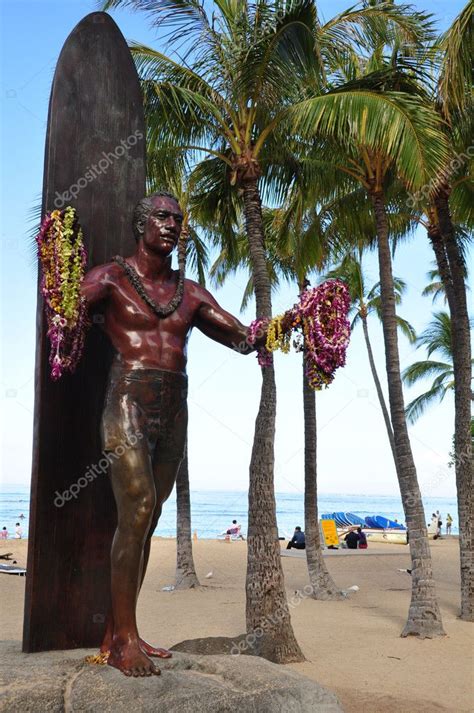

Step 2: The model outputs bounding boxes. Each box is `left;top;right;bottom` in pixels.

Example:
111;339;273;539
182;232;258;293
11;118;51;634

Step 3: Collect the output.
0;527;8;540
226;520;245;540
14;523;22;539
344;529;360;549
357;527;368;549
286;526;305;550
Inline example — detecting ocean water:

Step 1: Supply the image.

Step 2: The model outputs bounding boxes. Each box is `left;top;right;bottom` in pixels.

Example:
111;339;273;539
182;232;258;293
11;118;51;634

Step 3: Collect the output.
0;485;459;540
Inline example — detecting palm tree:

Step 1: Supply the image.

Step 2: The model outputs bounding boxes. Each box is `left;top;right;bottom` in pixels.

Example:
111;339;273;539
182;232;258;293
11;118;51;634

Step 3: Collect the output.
175;445;200;589
327;250;416;472
402;312;468;424
102;0;426;659
299;281;345;601
103;0;449;642
291;17;450;637
411;1;473;620
211;207;344;601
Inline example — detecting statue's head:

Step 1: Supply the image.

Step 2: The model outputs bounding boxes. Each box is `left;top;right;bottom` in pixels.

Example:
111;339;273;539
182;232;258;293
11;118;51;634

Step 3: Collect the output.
132;190;182;243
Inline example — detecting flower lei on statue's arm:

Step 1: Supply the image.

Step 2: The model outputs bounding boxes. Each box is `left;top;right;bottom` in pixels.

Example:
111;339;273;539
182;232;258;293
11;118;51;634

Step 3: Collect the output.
36;207;88;380
248;280;351;390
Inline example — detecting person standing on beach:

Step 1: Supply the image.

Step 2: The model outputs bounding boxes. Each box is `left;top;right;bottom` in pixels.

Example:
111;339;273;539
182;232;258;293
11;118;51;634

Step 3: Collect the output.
446;514;453;536
14;523;22;539
81;191;274;677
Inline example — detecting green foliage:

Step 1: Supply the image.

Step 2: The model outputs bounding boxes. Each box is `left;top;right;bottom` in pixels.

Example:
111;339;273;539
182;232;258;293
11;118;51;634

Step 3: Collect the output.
402;311;473;423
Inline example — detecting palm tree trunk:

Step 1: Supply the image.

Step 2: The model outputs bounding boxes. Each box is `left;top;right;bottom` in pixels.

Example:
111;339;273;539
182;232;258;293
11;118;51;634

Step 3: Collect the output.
429;192;473;621
175;445;200;590
302;354;344;599
241;177;304;663
371;190;445;637
361;315;398;469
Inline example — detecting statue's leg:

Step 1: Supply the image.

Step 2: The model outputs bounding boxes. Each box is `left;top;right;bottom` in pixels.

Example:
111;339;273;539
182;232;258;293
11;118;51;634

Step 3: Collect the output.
138;458;182;658
106;446;160;677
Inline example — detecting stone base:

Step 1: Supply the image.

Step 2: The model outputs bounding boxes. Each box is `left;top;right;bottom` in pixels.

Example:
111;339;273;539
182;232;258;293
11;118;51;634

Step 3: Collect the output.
0;641;343;712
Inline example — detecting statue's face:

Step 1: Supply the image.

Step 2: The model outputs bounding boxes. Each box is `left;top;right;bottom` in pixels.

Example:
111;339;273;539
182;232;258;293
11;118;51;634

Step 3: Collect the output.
143;196;183;255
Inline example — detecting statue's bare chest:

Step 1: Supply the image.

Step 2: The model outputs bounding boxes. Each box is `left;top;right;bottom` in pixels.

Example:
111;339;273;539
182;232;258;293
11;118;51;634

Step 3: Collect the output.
105;275;196;335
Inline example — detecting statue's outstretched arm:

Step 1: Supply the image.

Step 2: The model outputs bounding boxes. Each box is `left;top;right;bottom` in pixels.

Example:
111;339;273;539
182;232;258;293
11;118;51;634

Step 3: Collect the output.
192;286;256;355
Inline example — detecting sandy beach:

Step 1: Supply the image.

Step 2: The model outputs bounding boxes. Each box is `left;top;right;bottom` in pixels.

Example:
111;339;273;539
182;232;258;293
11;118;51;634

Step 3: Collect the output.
1;536;471;712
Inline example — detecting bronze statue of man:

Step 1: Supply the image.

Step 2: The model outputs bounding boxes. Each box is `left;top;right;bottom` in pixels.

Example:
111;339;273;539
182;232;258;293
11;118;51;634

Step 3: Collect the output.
82;191;266;677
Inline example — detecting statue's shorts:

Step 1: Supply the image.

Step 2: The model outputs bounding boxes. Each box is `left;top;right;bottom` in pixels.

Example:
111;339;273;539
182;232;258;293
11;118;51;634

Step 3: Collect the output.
101;360;188;463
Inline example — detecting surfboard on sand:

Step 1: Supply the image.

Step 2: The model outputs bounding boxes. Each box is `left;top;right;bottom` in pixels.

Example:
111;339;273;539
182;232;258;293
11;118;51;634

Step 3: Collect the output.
23;12;145;652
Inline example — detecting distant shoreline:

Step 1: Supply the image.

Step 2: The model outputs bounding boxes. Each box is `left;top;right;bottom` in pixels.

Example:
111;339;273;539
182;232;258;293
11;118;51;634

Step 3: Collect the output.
1;534;460;543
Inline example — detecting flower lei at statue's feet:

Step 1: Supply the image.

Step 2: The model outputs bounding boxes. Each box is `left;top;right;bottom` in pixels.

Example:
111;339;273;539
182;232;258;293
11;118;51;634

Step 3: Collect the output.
36;207;88;380
249;280;351;389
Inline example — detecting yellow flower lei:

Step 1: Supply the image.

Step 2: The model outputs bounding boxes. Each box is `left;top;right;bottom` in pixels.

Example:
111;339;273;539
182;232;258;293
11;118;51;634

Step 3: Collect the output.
265;314;291;354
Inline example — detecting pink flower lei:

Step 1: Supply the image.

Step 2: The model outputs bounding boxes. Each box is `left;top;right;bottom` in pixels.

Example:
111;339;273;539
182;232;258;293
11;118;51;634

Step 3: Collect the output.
291;280;351;389
36;207;89;380
248;279;351;389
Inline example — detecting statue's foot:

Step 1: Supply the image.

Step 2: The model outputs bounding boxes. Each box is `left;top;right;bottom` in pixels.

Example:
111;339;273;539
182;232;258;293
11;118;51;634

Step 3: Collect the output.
108;638;160;677
139;638;172;658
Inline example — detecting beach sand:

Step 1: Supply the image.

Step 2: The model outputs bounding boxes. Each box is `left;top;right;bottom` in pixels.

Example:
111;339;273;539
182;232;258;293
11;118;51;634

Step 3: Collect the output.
1;537;471;712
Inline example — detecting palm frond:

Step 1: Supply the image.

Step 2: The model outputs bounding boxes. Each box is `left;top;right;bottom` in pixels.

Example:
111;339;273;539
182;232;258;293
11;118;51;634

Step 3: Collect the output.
416;311;453;360
437;1;474;116
405;382;451;424
286;89;450;192
396;316;417;343
402;359;452;386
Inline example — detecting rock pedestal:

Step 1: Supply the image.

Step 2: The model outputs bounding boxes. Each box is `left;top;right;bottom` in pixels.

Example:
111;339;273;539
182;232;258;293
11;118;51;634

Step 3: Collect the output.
0;641;343;712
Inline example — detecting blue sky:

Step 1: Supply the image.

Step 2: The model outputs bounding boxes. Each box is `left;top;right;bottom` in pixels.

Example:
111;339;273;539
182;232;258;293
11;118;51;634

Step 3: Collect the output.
0;0;470;498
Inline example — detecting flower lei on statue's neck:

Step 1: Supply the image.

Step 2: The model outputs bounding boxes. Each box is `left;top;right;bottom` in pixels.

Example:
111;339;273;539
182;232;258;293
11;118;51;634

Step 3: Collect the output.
248;280;351;390
36;207;88;380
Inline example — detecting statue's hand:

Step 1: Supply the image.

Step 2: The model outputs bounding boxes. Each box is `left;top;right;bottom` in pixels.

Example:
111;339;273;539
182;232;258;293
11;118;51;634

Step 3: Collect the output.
280;309;294;335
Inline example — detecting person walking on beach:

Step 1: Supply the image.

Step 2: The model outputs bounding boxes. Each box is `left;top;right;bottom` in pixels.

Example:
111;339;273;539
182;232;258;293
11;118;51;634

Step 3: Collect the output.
446;514;453;536
286;526;305;550
0;527;8;540
436;511;443;538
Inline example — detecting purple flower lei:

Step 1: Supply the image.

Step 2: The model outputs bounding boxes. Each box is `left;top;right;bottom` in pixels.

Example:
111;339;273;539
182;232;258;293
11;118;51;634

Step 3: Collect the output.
248;280;351;388
248;318;273;367
36;208;89;380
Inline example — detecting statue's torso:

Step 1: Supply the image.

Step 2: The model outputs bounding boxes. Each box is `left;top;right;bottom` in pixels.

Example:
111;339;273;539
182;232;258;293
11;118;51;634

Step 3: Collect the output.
99;267;200;373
